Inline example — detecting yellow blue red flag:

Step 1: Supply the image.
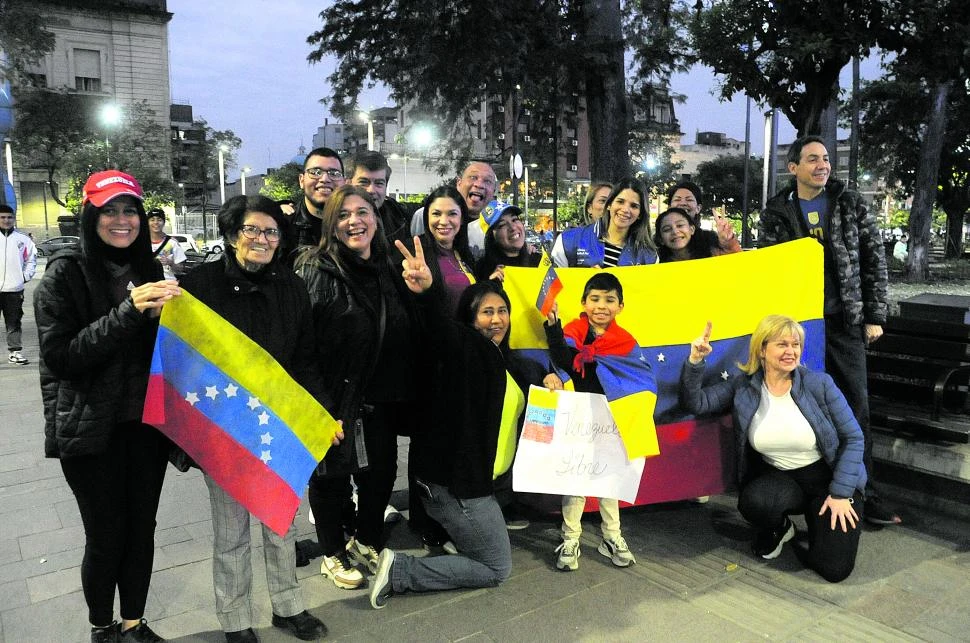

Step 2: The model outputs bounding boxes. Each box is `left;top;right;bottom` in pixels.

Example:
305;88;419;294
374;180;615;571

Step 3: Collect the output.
142;292;339;536
503;239;824;504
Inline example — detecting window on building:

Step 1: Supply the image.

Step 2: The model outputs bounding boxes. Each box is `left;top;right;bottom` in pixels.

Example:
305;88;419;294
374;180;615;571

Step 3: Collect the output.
74;49;102;92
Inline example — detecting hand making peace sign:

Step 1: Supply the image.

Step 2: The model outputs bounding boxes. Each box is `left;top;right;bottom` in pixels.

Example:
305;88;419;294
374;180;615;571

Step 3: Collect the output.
394;236;434;294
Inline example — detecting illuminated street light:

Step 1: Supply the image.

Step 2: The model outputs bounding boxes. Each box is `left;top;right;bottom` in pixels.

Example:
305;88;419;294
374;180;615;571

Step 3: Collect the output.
358;110;375;151
100;103;122;166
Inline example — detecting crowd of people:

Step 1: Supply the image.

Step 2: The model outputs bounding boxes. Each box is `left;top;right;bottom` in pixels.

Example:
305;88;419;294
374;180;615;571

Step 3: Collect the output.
29;134;897;642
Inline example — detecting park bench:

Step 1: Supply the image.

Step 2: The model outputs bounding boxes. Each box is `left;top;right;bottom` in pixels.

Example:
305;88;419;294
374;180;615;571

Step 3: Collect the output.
866;308;970;444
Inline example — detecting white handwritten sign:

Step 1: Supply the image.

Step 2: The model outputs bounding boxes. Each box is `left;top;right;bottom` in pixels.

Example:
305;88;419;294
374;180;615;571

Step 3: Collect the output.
512;386;646;503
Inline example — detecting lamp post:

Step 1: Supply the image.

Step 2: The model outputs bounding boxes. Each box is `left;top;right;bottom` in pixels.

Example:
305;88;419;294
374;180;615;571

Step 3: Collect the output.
358;111;375;151
524;163;538;224
241;166;251;195
217;144;228;205
100;103;122;167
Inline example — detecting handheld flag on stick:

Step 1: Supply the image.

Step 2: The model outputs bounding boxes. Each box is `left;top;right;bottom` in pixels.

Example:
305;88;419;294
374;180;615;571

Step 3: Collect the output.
535;264;563;318
143;291;339;536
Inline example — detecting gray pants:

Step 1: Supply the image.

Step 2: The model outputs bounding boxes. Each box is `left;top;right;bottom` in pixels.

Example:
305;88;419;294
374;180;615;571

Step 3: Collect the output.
205;475;304;632
0;291;24;351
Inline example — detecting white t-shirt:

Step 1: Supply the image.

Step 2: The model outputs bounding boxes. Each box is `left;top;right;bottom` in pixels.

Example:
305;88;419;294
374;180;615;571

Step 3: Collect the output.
151;235;187;280
748;382;821;470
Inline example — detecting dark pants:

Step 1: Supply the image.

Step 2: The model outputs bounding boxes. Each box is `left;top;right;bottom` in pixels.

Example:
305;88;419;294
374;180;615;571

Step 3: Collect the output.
738;459;863;583
0;290;24;351
307;402;411;554
824;315;876;498
60;422;169;625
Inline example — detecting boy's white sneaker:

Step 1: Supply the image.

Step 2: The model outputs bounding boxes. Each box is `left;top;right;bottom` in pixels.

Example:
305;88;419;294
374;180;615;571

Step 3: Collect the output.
555;538;581;571
598;535;636;567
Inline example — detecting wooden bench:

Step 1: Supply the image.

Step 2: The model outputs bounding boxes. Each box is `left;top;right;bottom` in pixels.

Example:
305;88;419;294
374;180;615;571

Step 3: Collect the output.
866;315;970;444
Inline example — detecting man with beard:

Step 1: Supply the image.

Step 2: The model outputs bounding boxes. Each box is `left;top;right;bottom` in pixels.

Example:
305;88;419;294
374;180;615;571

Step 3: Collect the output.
410;160;497;260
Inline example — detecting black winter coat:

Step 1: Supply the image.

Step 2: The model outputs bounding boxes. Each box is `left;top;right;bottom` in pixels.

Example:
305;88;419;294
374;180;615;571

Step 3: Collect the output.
36;251;163;458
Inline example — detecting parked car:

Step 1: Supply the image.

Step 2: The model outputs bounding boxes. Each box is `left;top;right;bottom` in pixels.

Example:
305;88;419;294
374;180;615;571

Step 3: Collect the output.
181;245;223;272
35;236;80;257
170;234;201;253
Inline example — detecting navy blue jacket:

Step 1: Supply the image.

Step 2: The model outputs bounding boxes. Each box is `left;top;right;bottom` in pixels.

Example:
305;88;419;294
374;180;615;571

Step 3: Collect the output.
679;361;867;499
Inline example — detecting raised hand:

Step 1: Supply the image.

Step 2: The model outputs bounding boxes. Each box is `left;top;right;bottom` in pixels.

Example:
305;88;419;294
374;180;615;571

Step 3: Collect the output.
130;280;182;317
714;213;736;245
489;265;506;282
689;321;713;364
394;236;433;293
546;300;559;326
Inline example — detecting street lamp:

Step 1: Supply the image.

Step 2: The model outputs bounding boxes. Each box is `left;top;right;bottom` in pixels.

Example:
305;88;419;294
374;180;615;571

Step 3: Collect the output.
241;166;251;195
100;103;122;166
217;144;228;205
358;110;375;151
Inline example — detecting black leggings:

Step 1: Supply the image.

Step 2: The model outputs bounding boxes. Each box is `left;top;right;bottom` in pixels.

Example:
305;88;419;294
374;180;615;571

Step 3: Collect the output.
308;402;409;554
738;459;863;583
60;422;169;625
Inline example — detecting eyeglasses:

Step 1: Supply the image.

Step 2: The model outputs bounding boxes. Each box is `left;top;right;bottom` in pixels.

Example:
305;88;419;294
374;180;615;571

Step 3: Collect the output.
239;225;281;242
304;167;343;179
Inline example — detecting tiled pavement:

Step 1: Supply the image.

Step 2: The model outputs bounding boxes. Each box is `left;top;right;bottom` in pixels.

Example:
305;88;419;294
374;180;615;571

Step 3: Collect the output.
2;261;969;642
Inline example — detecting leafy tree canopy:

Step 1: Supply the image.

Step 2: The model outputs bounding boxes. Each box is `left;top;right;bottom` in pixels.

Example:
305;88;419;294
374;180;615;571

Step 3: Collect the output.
693;153;763;218
0;0;55;81
260;162;302;202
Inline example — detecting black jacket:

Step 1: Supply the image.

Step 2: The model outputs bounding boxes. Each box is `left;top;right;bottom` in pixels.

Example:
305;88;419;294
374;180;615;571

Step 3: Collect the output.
379;197;418;246
410;296;507;499
296;250;420;476
36;251;163;458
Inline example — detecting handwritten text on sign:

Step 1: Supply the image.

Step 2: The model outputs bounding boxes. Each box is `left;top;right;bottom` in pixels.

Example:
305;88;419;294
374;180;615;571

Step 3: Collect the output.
512;386;646;503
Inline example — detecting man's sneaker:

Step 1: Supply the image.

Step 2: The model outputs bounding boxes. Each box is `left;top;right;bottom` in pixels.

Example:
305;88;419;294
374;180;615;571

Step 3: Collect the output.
864;497;902;526
120;619;163;642
555;538;580;571
90;622;120;643
422;535;458;555
346;537;380;574
370;548;395;609
271;611;327;641
598;535;636;567
753;518;795;559
320;552;365;589
8;351;27;365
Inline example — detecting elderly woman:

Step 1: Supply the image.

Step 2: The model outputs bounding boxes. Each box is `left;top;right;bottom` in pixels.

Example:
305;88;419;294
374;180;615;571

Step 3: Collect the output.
550;177;657;268
35;171;181;643
474;203;541;282
180;195;333;643
653;206;740;262
679;315;866;583
295;185;423;590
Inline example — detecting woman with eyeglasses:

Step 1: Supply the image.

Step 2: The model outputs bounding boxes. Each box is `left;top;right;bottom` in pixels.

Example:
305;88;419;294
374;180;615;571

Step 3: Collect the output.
474;203;541;282
179;194;334;643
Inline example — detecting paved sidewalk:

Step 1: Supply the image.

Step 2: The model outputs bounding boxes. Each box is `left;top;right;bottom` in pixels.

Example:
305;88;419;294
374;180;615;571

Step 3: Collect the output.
2;261;969;642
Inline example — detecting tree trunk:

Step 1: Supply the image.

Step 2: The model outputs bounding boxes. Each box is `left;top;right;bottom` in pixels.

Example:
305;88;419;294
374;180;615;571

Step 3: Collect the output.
907;80;952;282
944;206;965;258
583;0;629;181
819;92;839;175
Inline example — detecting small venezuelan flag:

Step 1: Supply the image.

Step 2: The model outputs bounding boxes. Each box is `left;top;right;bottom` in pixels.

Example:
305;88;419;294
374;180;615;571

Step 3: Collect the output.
535;264;563;317
143;292;339;536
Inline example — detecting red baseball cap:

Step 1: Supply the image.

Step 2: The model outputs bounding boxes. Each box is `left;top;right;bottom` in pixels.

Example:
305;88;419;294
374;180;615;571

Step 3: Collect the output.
82;170;144;207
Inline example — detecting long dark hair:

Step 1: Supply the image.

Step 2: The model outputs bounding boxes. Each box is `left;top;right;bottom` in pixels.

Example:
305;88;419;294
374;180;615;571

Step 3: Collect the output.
421;184;472;261
600;177;655;253
457;280;512;354
78;197;156;283
654;207;712;262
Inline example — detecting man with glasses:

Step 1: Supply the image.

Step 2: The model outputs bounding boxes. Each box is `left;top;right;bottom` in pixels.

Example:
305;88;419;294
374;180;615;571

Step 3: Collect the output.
410;160;498;260
0;204;36;365
289;147;345;254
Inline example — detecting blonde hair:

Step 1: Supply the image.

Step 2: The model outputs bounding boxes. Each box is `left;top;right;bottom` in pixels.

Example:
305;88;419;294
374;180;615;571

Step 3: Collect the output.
737;314;806;375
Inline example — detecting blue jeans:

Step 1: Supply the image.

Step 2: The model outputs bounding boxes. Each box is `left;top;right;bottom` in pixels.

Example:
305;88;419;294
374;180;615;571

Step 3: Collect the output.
391;482;511;592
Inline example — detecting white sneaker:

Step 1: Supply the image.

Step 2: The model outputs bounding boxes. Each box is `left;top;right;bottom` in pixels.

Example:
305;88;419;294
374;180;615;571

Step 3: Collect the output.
8;351;27;365
555;538;580;571
320;552;365;590
346;537;380;574
384;504;402;523
598;535;636;567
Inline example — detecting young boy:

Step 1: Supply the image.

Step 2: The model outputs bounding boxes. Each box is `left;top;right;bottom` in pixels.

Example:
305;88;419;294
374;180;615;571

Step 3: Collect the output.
544;272;641;571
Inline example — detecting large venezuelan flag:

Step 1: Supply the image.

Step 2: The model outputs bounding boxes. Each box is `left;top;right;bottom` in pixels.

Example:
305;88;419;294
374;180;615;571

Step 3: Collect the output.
503;238;824;506
143;292;339;536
